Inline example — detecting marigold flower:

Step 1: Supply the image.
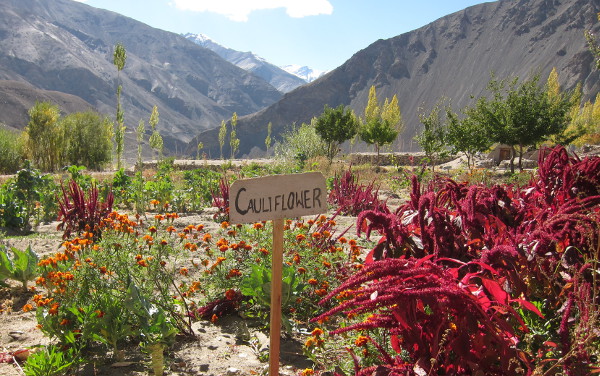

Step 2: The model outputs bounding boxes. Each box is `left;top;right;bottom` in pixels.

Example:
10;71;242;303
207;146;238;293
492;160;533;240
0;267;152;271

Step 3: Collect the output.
315;289;327;296
135;254;143;261
293;253;301;264
202;233;212;242
150;199;160;206
253;222;263;229
304;338;315;348
307;278;318;286
221;221;229;229
349;239;357;246
22;304;33;312
48;302;60;315
301;369;315;376
180;267;189;276
99;266;108;274
259;248;269;255
95;310;105;318
60;319;70;326
225;289;237;300
211;314;219;323
322;261;331;268
338;237;348;244
219;245;229;252
298;267;307;274
311;328;324;337
227;229;237;236
229;269;242;278
311;232;322;239
196;224;204;231
137;260;148;267
355;335;369;347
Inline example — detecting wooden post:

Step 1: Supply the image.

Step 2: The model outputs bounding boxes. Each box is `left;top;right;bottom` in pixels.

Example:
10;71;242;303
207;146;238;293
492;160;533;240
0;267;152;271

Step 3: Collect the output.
228;172;327;376
269;218;284;376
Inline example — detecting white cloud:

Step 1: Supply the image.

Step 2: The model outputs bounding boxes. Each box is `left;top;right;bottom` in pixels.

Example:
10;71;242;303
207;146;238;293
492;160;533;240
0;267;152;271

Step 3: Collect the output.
171;0;333;22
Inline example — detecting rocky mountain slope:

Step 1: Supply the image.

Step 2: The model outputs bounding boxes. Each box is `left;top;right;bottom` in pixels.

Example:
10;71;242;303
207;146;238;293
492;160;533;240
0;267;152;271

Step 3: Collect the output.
0;80;94;132
0;0;282;158
184;33;307;93
189;0;600;158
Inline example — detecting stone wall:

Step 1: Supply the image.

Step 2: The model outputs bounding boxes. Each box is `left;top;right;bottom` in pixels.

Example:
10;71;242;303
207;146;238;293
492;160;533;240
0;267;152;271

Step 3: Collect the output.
347;153;455;166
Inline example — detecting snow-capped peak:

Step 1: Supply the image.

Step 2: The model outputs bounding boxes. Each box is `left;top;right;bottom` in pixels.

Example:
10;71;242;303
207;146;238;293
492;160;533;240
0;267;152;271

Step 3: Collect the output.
183;33;213;45
281;64;326;83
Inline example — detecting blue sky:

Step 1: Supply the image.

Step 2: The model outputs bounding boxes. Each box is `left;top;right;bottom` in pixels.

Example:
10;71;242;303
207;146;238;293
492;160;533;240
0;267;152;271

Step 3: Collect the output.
75;0;490;72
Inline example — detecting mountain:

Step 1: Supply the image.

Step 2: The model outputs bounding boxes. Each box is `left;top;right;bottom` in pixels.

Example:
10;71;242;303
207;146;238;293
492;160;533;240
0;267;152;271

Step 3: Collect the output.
0;0;282;159
281;65;327;83
188;0;600;158
0;80;94;132
184;33;307;93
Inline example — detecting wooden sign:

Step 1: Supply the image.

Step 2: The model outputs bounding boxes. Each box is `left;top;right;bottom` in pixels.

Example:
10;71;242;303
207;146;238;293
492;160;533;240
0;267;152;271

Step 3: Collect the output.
228;172;327;376
229;172;327;223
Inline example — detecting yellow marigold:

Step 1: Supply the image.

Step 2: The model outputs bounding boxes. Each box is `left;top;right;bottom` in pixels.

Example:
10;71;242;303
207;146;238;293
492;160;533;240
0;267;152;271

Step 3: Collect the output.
180;267;189;276
301;369;315;376
221;221;229;229
311;328;324;337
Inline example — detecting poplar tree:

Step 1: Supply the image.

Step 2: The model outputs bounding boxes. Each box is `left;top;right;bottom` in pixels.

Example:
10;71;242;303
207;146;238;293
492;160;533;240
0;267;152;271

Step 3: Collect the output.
148;105;163;160
359;86;403;164
113;43;127;170
230;112;239;159
218;120;227;159
265;122;272;153
136;119;145;169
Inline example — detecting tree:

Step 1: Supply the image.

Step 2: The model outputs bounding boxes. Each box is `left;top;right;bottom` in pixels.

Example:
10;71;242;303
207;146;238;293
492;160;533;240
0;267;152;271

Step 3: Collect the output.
0;126;24;173
196;142;204;160
113;42;127;170
265;122;272;153
274;120;327;166
24;101;63;171
148;105;163;160
218;120;227;159
62;111;113;170
469;73;575;172
446;106;494;170
229;112;239;159
314;104;359;162
136;118;145;169
359;86;403;164
415;101;449;170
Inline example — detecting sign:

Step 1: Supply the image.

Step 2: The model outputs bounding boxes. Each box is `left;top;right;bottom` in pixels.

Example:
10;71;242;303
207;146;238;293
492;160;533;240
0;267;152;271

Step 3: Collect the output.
229;172;327;224
228;172;327;376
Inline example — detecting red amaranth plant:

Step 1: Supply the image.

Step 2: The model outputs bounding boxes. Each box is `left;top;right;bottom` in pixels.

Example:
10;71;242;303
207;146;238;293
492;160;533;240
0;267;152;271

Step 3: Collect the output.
314;257;541;375
211;175;230;222
56;179;114;240
321;146;600;375
328;166;386;216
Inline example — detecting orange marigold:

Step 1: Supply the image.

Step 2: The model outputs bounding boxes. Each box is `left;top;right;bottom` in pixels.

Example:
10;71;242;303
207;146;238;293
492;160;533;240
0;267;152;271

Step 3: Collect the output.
355;335;369;347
